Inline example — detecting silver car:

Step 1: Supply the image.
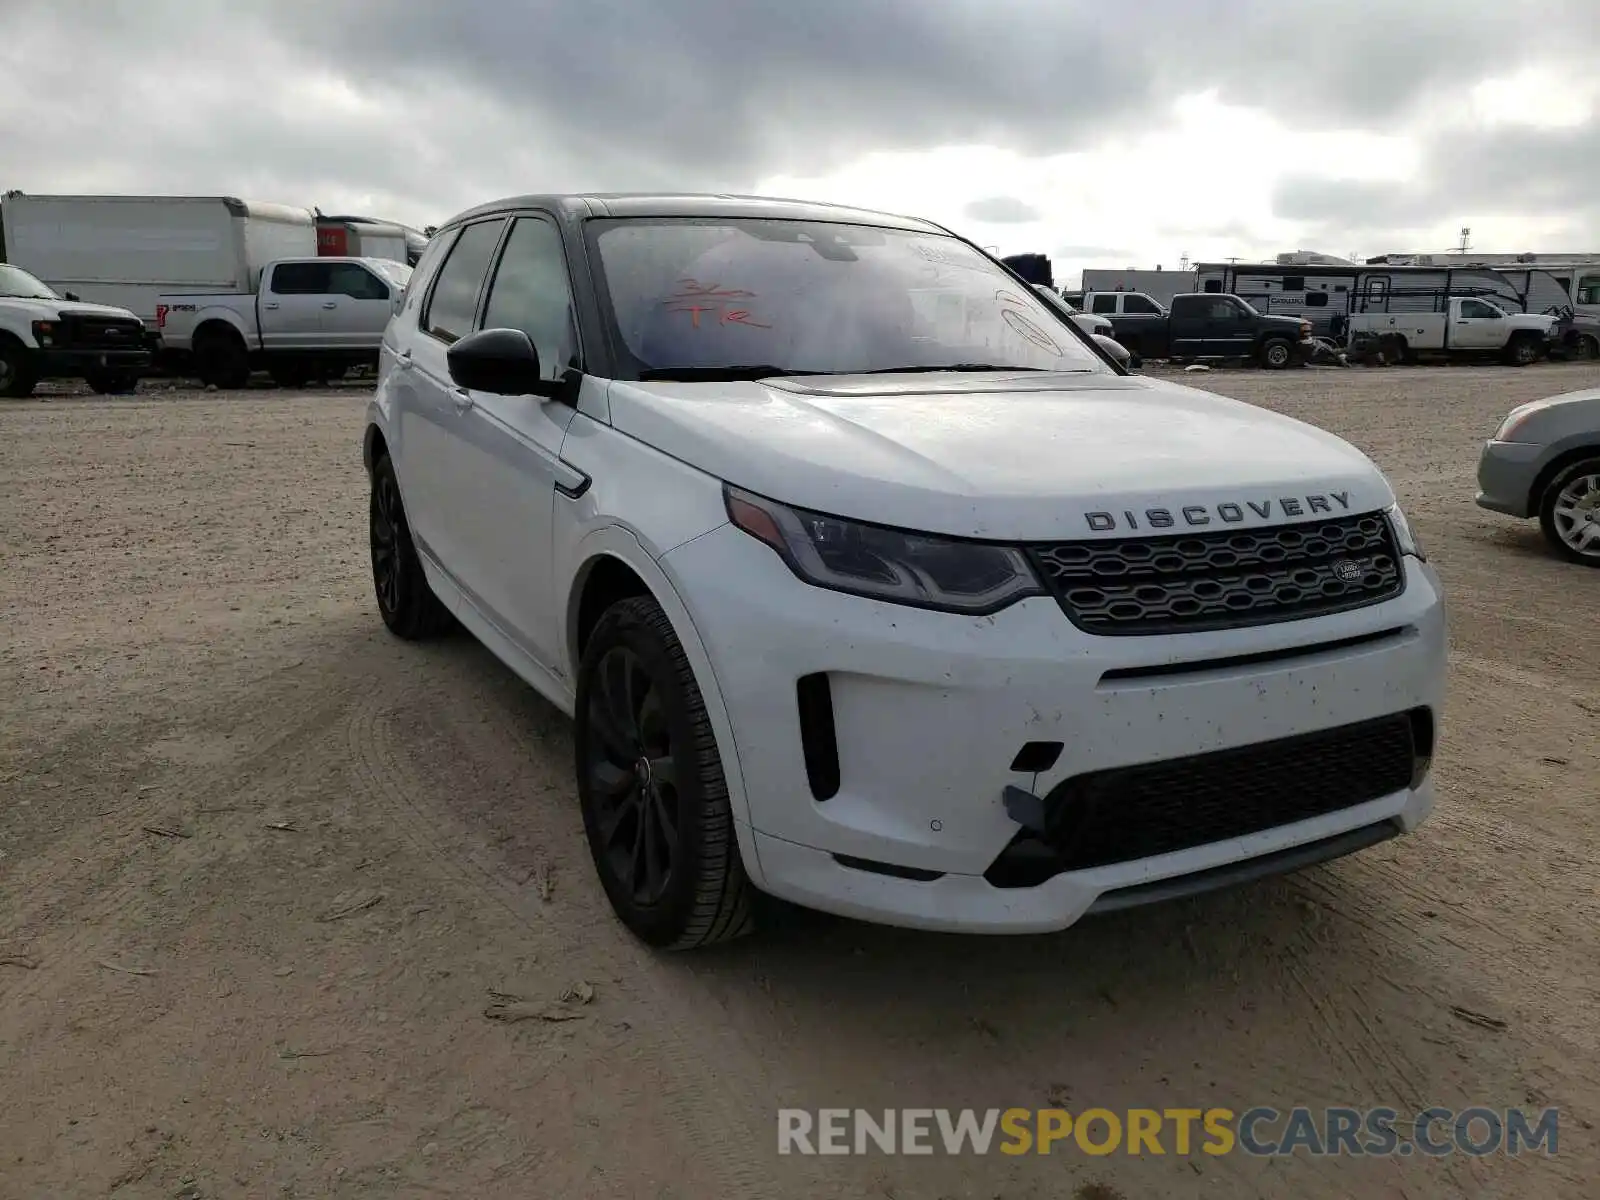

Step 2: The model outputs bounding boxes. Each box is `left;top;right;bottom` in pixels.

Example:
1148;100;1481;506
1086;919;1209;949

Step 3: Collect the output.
1476;387;1600;565
1031;285;1139;369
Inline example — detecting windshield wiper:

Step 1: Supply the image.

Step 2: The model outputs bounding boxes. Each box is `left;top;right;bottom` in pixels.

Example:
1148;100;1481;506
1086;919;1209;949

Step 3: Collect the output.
637;365;816;382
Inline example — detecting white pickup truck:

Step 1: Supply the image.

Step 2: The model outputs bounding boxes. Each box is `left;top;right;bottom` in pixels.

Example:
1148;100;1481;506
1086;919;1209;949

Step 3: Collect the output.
156;255;411;387
1346;296;1557;365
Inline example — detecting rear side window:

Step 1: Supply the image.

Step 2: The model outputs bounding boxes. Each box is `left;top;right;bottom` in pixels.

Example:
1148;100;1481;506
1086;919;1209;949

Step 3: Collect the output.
271;262;331;294
326;263;389;300
1091;294;1117;314
423;218;507;343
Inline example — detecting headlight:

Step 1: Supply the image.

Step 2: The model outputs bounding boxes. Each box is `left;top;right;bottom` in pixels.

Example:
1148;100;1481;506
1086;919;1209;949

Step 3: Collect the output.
31;319;57;347
725;486;1044;613
1385;503;1424;561
1493;402;1547;442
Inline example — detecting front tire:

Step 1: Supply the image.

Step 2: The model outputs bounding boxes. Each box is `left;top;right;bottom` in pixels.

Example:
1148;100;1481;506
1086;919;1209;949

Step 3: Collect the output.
1505;334;1543;366
369;454;453;637
0;340;37;398
1538;456;1600;567
86;370;140;395
575;596;754;949
1260;337;1293;369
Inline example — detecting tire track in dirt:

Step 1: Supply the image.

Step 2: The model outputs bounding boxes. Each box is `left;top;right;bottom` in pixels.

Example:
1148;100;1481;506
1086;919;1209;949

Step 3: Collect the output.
343;676;829;1199
0;645;371;1009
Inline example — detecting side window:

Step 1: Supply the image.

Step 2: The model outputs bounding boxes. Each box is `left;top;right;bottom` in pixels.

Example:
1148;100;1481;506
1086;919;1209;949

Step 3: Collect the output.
1090;294;1117;314
1202;279;1223;293
1576;275;1600;305
1460;299;1495;318
422;218;507;343
326;263;389;301
1281;276;1305;292
1304;291;1329;307
1123;294;1160;314
480;216;579;379
270;262;331;295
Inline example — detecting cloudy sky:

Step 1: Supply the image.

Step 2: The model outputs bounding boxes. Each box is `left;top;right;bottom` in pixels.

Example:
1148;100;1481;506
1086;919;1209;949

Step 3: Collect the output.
4;0;1600;285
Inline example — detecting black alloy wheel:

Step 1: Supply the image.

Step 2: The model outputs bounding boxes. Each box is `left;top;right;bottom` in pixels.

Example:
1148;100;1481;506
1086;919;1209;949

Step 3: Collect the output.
368;454;452;638
584;644;681;907
575;595;754;948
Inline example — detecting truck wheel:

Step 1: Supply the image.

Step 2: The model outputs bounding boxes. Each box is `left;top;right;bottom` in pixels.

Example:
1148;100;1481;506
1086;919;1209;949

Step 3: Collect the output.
1378;334;1408;365
1578;334;1600;361
1538;456;1600;566
85;370;140;395
1505;334;1543;366
575;595;755;949
1259;337;1293;369
194;330;251;389
0;338;37;399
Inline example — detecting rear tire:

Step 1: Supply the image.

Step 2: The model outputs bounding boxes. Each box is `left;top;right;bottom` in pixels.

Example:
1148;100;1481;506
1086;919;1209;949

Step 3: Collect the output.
1538;455;1600;567
575;595;754;949
194;330;251;389
0;339;37;398
369;454;454;638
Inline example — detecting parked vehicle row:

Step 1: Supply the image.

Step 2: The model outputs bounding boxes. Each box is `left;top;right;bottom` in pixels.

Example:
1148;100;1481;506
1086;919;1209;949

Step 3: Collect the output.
364;191;1444;951
1;192;429;390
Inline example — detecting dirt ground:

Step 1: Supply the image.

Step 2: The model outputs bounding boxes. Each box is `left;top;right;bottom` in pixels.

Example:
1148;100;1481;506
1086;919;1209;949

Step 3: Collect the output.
2;363;1597;1200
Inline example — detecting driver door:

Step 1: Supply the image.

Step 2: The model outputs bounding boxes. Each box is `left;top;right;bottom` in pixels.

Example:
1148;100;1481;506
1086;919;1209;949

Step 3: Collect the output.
447;214;584;674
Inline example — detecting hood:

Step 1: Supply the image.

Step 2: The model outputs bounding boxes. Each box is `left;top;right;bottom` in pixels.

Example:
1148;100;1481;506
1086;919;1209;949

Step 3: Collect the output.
1260;312;1307;328
606;371;1393;540
0;295;141;322
1507;312;1559;330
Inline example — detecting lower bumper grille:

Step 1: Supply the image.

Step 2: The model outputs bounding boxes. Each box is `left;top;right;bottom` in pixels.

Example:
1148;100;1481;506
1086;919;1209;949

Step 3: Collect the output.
987;710;1429;885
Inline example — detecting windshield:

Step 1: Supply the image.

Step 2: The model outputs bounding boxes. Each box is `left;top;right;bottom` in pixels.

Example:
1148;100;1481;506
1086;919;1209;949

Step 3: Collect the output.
372;259;412;287
586;217;1105;379
0;264;59;300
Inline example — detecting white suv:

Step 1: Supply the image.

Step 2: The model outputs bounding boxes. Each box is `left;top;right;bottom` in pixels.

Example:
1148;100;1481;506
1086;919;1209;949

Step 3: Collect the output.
364;194;1446;949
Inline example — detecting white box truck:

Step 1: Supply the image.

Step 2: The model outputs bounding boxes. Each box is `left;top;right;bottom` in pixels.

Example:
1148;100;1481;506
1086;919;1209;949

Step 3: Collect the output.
0;193;317;341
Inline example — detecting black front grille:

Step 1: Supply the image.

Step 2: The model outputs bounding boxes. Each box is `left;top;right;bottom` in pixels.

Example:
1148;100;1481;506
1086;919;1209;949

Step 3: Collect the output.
1029;511;1403;636
59;315;146;350
1037;711;1424;872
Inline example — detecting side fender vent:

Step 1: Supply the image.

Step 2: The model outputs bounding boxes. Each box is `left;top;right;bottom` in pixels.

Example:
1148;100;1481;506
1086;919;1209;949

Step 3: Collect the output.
796;673;841;801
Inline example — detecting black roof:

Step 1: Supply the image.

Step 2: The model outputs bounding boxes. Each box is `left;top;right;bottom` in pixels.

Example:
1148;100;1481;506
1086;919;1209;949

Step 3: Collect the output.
442;192;948;234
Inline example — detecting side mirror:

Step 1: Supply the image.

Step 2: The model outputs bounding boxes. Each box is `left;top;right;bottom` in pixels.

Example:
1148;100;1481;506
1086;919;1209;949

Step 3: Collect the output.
64;290;80;302
446;327;554;397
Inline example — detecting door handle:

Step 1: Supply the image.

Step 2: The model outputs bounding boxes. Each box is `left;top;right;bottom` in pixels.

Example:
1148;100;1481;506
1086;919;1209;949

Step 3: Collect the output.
395;349;413;370
263;302;280;310
322;301;338;310
451;388;474;412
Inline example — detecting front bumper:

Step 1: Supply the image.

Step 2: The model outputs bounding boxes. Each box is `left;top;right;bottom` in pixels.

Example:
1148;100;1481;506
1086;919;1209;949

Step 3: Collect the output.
1474;438;1544;518
35;348;151;378
663;524;1447;933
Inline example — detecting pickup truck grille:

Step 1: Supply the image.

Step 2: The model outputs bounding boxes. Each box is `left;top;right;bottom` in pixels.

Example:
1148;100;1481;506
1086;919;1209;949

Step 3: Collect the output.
1028;511;1404;635
57;315;147;350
